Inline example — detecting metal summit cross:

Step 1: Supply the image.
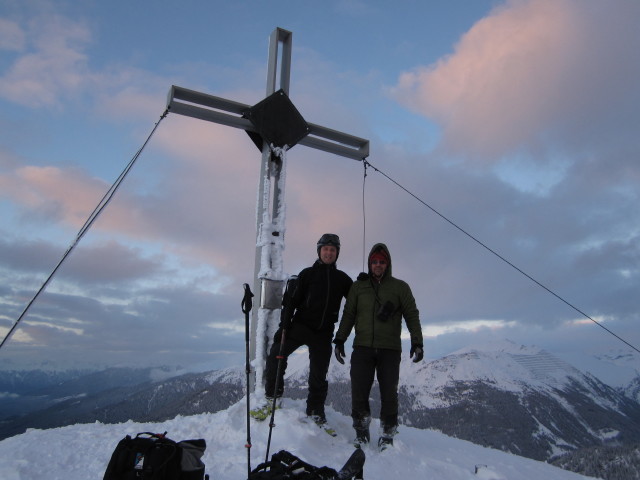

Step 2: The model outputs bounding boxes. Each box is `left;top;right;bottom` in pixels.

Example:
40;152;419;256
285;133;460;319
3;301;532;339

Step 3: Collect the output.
165;27;369;388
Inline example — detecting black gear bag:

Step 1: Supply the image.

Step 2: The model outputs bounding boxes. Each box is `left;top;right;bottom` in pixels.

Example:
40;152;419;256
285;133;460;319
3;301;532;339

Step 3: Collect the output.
249;449;364;480
103;431;208;480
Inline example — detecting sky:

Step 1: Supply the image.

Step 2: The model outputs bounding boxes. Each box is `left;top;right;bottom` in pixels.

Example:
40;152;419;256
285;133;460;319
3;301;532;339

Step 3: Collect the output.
0;397;595;480
1;0;640;373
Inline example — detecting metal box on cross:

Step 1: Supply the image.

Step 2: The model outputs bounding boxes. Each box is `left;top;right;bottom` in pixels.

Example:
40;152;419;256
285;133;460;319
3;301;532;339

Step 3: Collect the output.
244;89;310;151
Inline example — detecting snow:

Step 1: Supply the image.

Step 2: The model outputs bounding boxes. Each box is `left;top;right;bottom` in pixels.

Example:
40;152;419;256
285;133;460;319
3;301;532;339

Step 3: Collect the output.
0;397;597;479
253;145;290;390
557;349;640;388
399;339;596;408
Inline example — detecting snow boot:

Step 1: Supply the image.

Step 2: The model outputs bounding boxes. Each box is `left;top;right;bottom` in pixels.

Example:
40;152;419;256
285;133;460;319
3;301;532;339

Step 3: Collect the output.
352;415;371;448
378;436;393;452
353;427;370;448
250;397;281;421
307;413;337;437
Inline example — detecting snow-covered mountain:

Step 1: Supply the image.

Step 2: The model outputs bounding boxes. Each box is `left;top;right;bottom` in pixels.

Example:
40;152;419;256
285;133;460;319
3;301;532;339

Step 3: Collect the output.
0;366;188;418
0;397;599;480
0;367;245;440
557;348;640;391
284;340;640;461
623;376;640;404
2;339;639;478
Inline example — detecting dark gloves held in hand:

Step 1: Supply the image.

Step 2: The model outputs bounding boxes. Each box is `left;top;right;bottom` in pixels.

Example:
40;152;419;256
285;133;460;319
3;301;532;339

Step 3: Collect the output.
410;344;424;363
280;318;292;331
334;341;346;364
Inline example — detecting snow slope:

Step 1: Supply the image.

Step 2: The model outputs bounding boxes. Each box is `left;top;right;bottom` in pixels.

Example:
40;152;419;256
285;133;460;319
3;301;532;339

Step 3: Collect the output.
0;397;596;480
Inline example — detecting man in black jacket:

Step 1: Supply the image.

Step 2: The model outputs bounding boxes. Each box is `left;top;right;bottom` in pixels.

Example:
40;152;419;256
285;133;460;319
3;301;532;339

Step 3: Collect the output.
263;233;353;425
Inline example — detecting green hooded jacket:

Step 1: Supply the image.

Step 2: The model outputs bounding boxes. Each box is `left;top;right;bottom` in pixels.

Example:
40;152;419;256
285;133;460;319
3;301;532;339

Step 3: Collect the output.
334;243;423;351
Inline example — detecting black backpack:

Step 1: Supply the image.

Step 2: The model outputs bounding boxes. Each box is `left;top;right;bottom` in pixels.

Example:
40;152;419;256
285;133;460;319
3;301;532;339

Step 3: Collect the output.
103;432;207;480
249;449;364;480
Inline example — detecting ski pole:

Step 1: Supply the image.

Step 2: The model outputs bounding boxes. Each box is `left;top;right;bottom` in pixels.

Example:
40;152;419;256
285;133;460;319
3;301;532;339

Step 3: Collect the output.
263;276;297;463
264;325;287;463
241;283;254;479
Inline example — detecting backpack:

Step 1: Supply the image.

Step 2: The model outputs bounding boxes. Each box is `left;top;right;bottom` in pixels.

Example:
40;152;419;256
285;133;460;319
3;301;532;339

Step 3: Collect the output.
249;449;364;480
103;431;207;480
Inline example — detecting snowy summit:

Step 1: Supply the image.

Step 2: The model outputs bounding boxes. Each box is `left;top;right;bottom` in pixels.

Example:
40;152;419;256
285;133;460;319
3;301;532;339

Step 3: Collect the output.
0;395;594;479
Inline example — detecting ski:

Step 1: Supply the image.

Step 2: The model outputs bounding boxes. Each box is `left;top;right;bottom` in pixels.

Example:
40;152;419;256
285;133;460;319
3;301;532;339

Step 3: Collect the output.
321;424;338;437
336;448;365;480
249;400;281;421
302;415;338;437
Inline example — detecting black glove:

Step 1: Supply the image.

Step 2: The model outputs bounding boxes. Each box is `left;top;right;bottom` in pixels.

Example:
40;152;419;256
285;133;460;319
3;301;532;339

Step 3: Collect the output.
410;344;424;363
357;272;369;281
279;302;294;330
334;341;346;365
280;275;298;330
279;311;293;331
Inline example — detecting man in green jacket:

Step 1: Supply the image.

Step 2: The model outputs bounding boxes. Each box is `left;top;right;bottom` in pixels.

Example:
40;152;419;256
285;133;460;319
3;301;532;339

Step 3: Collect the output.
333;243;424;451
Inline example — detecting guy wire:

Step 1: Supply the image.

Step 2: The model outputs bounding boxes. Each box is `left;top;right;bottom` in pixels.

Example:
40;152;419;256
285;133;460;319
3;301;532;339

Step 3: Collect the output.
0;110;169;351
362;159;640;355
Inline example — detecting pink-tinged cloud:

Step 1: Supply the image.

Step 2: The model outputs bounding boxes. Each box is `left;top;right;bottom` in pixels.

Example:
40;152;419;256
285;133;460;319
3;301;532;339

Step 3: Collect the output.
4;165;106;226
0;14;91;108
391;0;640;163
2;162;158;246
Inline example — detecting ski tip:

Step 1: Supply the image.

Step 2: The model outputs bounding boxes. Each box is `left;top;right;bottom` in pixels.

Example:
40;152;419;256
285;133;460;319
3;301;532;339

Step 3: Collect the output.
350;447;365;463
337;447;366;479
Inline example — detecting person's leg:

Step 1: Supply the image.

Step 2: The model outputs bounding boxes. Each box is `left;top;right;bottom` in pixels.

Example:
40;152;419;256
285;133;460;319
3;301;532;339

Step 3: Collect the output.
264;328;303;398
376;348;401;445
350;346;376;443
306;333;332;418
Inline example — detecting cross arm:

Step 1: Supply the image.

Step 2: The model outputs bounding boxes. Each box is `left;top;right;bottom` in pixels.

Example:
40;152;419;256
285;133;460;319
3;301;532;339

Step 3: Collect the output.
167;85;369;161
303;122;369;161
167;85;253;131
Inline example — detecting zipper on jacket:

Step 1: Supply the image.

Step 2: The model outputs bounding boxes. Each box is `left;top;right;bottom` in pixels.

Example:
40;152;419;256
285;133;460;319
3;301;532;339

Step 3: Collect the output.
370;281;380;348
318;264;331;330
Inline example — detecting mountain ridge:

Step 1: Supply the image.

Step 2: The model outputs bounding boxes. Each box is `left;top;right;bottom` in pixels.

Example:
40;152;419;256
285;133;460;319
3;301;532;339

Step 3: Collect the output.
1;339;639;478
284;339;640;460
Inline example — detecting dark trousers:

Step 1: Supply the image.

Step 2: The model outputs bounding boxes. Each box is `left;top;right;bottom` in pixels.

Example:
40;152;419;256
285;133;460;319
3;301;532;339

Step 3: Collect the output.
350;346;401;434
264;325;333;416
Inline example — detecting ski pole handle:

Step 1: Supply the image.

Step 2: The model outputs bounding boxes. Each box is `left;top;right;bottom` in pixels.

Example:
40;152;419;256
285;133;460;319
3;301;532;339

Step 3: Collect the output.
242;283;254;314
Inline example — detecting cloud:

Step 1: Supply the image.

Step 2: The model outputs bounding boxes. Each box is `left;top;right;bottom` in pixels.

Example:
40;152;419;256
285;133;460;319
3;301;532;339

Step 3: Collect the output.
0;4;187;121
0;231;247;369
0;18;26;51
0;14;92;108
383;0;640;348
391;0;640;164
2;1;639;370
1;164;109;226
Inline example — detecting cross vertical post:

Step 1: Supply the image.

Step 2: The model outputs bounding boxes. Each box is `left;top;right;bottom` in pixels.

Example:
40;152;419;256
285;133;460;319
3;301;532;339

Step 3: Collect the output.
166;27;369;392
250;28;292;393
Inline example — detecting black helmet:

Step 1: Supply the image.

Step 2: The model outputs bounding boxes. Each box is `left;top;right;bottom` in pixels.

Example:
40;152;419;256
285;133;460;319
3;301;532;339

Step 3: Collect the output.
317;233;340;259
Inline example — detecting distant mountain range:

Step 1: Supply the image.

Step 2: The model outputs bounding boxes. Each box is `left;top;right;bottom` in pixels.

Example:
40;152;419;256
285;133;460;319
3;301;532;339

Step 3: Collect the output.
282;340;640;461
1;340;639;479
0;367;245;440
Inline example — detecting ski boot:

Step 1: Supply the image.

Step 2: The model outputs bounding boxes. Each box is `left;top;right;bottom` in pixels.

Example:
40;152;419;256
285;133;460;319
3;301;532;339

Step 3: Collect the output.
352;415;371;448
378;423;397;451
307;409;337;437
353;427;370;448
378;435;393;451
250;397;281;421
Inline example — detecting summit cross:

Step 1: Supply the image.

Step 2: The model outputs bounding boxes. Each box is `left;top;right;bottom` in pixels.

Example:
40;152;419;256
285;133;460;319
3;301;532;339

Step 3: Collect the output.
166;28;369;390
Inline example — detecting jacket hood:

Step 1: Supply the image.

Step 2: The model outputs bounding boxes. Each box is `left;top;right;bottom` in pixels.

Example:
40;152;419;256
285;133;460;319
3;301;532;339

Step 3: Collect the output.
367;243;391;278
